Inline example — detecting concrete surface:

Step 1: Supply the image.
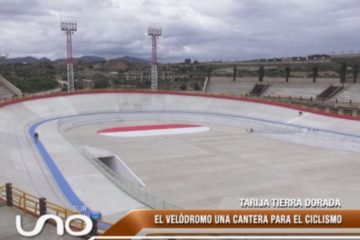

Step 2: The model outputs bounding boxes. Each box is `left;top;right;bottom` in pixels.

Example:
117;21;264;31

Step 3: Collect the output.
331;84;360;103
66;116;360;209
1;92;360;224
262;82;330;99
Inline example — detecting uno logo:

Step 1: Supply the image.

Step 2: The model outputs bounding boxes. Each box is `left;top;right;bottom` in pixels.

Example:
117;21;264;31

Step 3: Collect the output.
16;214;93;237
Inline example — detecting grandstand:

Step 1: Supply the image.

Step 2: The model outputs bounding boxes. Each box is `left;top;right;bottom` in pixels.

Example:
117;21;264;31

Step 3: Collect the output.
204;75;360;117
330;84;360;104
267;77;339;84
206;77;340;99
262;82;330;99
206;77;256;95
317;85;343;100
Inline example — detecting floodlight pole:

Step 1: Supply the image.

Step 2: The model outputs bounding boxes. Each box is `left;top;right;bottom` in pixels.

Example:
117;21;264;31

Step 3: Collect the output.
60;16;77;93
148;25;161;90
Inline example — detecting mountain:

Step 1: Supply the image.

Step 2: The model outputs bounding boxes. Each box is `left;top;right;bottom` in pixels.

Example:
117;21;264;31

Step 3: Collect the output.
0;55;148;65
53;55;147;64
79;55;106;63
102;59;129;71
53;56;106;64
2;56;50;64
118;56;149;64
53;58;66;64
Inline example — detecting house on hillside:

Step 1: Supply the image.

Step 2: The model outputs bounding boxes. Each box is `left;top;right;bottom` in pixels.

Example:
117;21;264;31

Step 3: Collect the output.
124;70;174;82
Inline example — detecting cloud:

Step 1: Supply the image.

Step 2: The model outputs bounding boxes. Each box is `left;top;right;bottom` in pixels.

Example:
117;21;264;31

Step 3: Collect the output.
0;0;360;62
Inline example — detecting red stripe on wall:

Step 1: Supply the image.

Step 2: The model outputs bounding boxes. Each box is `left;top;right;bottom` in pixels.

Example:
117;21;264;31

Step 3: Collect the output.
1;89;359;121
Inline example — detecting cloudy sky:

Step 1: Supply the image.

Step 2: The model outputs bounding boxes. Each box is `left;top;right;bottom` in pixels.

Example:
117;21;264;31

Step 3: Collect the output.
1;0;360;62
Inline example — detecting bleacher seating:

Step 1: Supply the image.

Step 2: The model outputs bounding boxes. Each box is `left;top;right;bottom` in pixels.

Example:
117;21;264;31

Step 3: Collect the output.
262;83;329;99
264;77;338;84
205;76;340;98
206;77;256;95
317;85;343;100
250;83;268;96
330;84;360;104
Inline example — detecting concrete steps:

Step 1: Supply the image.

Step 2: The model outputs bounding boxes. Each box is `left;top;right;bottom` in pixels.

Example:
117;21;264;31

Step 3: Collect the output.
331;84;360;104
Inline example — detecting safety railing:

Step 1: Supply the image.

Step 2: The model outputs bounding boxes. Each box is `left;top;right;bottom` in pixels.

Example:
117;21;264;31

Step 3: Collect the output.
0;183;113;234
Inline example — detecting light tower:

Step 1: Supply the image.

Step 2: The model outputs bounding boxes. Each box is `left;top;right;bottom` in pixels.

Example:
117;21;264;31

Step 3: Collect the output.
60;16;77;92
148;24;161;90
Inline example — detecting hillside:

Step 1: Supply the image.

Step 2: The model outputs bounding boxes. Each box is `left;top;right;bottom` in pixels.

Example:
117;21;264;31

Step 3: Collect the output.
0;62;58;93
1;54;360;93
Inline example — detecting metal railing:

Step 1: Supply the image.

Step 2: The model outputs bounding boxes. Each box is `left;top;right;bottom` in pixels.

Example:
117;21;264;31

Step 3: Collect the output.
0;183;112;234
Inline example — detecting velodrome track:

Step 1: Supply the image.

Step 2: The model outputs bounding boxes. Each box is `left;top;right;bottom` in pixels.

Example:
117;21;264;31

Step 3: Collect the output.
1;90;360;222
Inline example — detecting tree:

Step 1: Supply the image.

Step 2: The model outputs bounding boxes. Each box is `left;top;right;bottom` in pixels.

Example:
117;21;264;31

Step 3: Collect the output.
94;78;110;89
233;66;237;82
259;66;264;82
180;83;187;91
93;73;110;89
285;67;290;82
340;62;347;83
312;66;318;83
184;58;191;64
353;64;358;83
207;67;211;81
193;82;201;91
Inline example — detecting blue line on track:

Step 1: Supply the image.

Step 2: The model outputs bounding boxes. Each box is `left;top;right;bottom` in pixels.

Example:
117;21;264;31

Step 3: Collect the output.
29;115;109;229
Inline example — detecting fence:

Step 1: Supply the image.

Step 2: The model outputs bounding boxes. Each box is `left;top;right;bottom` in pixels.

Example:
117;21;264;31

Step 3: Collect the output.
0;183;112;235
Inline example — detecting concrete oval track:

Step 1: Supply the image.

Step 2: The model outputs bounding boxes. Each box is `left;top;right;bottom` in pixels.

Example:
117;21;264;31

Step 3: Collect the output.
1;91;360;221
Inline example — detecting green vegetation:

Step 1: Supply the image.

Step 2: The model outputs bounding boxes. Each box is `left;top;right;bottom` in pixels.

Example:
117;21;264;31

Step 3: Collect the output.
331;56;360;66
180;83;187;91
2;54;360;94
258;66;264;81
340;62;347;83
264;68;286;77
0;63;58;93
193;82;201;91
93;73;110;89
